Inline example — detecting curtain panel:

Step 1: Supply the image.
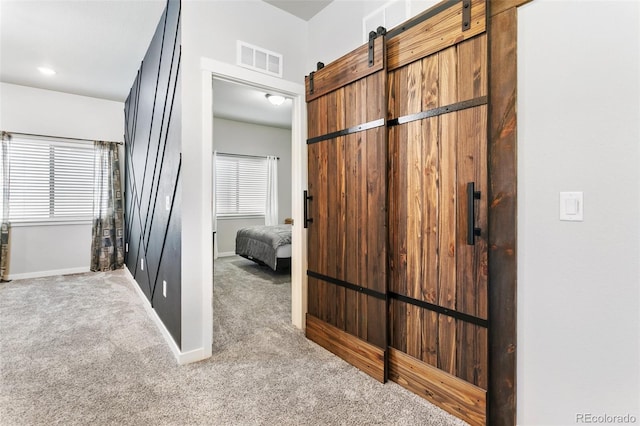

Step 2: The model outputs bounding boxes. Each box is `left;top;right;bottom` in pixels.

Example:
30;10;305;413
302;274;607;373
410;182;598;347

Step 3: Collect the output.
0;132;10;281
212;151;219;259
90;141;124;271
265;155;278;226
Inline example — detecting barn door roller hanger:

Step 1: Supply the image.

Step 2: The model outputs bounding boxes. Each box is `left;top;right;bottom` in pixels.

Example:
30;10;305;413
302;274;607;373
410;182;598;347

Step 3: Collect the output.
368;26;386;66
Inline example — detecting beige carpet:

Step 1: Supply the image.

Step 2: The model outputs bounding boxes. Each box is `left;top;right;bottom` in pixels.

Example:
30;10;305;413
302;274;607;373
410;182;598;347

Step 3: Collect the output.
0;257;468;425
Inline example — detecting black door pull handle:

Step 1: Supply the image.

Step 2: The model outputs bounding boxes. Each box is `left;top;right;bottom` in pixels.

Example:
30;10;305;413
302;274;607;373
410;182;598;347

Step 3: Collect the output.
467;182;481;245
304;190;313;228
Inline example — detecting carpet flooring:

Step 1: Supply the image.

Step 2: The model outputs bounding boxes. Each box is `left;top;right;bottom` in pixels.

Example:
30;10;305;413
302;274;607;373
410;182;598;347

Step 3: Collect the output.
0;256;468;425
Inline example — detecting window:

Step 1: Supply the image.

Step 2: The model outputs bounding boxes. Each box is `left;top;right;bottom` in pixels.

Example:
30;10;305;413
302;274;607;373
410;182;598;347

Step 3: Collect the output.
6;136;95;223
215;154;267;217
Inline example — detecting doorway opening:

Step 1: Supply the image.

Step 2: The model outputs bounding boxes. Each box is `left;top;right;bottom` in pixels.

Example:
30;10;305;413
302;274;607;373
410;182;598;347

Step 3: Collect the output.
201;58;307;354
211;77;294;351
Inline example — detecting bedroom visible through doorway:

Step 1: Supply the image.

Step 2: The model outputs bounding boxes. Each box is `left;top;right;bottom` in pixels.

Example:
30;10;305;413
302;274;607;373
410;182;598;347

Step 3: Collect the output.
211;77;295;351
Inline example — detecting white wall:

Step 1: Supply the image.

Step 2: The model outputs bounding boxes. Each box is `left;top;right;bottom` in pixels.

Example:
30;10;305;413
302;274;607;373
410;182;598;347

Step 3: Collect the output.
517;1;640;424
213;117;292;254
180;0;307;352
0;83;124;279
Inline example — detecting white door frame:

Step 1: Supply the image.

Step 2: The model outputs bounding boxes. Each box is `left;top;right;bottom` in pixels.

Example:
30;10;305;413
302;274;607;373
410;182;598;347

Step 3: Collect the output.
201;57;308;330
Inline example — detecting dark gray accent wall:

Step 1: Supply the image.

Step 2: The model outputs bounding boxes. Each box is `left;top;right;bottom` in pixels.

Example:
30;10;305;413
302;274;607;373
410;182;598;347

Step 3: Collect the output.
124;0;181;347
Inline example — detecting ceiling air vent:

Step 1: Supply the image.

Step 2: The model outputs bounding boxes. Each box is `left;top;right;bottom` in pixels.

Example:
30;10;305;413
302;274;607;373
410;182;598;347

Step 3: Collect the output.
237;41;283;78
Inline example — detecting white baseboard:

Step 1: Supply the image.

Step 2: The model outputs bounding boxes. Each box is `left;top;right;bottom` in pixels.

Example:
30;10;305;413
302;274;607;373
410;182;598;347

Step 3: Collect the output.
9;267;90;281
217;251;236;258
123;268;210;365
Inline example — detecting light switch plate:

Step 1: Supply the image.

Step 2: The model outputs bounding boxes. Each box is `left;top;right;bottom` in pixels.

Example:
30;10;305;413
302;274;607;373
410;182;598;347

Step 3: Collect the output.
560;192;583;221
166;195;171;211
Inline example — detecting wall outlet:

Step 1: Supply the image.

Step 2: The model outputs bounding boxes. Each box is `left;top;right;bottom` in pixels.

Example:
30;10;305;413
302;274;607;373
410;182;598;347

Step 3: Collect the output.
163;280;167;298
141;258;144;271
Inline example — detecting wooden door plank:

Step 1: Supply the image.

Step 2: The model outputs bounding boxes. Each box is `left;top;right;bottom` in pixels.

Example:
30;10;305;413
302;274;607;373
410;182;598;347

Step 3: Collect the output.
307;314;385;383
365;73;386;294
344;133;359;337
420;115;439;367
334;136;346;329
455;106;487;390
307;143;320;274
325;88;343;327
406;117;422;360
388;123;407;353
456;321;488;389
455;106;479;318
421;55;440;110
306;37;385;102
488;6;519;425
420;116;439;301
437;51;459;385
387;0;486;71
458;35;488;324
389;348;486;426
316;138;328;322
459;105;488;320
458;34;488;101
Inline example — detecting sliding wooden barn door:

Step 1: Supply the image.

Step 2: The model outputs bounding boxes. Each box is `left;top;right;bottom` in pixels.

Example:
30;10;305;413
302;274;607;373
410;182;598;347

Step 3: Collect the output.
386;1;488;424
304;33;388;382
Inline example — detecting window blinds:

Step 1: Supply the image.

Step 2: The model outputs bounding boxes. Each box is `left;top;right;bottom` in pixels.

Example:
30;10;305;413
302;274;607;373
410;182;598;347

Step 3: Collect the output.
215;154;267;217
7;137;94;222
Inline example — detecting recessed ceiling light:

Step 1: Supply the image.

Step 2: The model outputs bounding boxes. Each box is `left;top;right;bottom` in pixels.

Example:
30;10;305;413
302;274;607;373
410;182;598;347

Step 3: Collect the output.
38;67;56;76
265;94;285;106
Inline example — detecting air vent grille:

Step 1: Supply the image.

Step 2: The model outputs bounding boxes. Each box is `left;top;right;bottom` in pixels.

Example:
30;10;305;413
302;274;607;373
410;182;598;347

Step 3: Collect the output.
237;41;283;78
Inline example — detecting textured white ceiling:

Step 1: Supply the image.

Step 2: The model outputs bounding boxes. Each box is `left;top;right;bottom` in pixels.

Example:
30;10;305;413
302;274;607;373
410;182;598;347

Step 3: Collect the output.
0;0;328;127
263;0;333;21
0;0;166;102
213;78;292;129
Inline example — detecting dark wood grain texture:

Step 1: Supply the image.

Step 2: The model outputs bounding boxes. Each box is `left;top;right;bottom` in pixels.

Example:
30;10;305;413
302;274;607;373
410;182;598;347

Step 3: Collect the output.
306;314;385;383
305;0;521;422
488;6;519;426
306;39;388;378
389;348;486;426
305;37;385;102
386;5;489;426
387;0;486;71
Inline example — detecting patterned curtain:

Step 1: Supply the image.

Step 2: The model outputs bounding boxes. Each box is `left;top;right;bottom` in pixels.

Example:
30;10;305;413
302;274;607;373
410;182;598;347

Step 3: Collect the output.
90;141;124;271
0;132;10;281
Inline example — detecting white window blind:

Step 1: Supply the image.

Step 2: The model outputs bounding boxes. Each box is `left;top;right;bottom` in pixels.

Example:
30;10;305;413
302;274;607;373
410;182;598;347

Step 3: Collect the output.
215;154;267;217
7;137;94;223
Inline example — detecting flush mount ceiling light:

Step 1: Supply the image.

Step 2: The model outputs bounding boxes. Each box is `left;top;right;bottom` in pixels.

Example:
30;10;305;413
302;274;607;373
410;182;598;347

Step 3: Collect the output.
265;94;285;106
37;66;56;76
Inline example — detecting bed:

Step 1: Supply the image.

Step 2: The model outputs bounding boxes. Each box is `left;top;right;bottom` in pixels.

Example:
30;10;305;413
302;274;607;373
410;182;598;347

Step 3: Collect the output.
235;224;292;271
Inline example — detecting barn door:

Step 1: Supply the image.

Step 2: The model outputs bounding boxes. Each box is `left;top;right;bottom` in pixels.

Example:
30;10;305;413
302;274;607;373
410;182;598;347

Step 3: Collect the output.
386;1;489;424
304;32;388;382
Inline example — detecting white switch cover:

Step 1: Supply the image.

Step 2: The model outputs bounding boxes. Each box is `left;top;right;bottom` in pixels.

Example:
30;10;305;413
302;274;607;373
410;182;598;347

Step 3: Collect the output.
165;195;171;211
141;258;144;271
125;243;129;253
163;280;167;298
560;192;583;221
